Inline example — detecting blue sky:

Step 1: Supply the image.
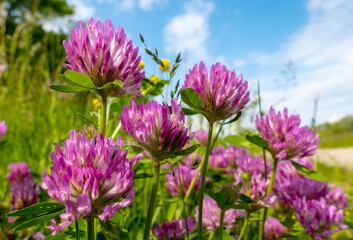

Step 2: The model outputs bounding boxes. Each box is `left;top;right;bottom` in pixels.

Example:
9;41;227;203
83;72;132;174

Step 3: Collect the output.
45;0;353;126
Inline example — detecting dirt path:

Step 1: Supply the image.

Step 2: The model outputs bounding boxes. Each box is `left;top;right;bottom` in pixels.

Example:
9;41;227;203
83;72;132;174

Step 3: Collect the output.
312;147;353;169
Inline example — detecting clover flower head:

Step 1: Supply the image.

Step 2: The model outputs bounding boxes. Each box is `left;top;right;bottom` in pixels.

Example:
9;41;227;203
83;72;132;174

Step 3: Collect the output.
184;152;202;167
194;130;209;146
8;162;39;211
293;197;347;239
256;107;319;161
63;17;144;97
183;61;250;123
120;98;195;161
166;164;201;197
234;172;276;210
274;159;329;208
41;130;135;235
0;120;7;139
326;187;348;209
152;216;196;240
235;154;272;177
264;217;286;240
195;196;244;231
209;146;229;169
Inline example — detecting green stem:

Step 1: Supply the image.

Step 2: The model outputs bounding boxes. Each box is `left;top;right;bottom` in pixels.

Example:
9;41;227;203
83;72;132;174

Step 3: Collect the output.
177;160;202;219
75;220;80;240
177;165;190;240
87;216;95;240
198;123;214;239
258;159;278;240
219;208;226;240
238;212;249;240
101;97;107;136
143;162;161;240
210;121;223;150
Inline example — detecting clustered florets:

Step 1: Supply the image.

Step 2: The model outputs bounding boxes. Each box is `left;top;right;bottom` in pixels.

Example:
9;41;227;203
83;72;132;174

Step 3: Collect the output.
41;131;136;234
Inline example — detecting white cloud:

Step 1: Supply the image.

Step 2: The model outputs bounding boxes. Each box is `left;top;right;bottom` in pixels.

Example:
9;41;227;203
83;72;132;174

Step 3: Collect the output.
138;0;165;10
328;113;345;124
42;0;95;33
97;0;166;11
233;58;246;68
249;0;353;125
163;0;215;66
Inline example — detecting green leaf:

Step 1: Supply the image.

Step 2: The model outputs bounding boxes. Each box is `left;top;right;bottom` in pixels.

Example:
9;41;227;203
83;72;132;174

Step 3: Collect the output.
120;145;144;159
8;202;65;217
97;79;123;90
220;111;242;125
156;80;170;87
76;113;97;127
62;71;95;88
224;204;249;210
279;216;297;228
142;77;158;87
344;220;353;229
172;144;200;156
245;135;269;149
12;209;65;232
50;84;90;93
279;232;299;238
100;220;131;240
180;88;203;110
290;161;326;182
133;173;153;179
182;108;200;115
214;192;225;207
110;98;131;113
239;194;254;204
205;185;216;200
224;135;251;149
214;229;234;240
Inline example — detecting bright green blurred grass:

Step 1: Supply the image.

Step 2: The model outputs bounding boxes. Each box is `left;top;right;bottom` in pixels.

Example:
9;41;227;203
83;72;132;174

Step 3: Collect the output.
317;116;353;148
318;132;353;148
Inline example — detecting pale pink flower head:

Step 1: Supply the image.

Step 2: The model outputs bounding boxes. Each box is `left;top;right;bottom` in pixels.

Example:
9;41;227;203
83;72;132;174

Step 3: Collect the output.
8;162;39;211
183;61;250;123
194;130;209;146
293;197;347;239
63;17;144;97
0;120;7;139
41;130;135;235
195;196;244;231
166;164;201;197
256;107;319;161
264;217;286;240
152;217;196;240
326;187;348;209
120;98;195;161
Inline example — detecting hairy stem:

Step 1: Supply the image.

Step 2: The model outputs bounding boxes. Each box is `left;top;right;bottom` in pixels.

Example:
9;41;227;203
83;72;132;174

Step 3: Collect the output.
238;212;249;240
198;123;214;239
219;208;226;240
87;215;95;240
143;162;161;240
101;97;107;136
75;220;80;240
258;159;278;240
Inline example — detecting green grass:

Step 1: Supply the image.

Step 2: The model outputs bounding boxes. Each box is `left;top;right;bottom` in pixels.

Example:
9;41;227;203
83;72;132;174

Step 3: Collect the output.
318;132;353;148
